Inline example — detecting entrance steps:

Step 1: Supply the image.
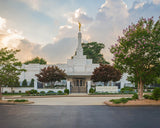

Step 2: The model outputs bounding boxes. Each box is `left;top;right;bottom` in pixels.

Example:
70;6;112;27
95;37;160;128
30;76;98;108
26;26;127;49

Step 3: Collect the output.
70;93;88;96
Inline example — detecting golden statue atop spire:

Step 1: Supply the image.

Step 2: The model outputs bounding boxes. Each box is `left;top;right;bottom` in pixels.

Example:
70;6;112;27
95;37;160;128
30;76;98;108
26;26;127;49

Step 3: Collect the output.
78;21;81;31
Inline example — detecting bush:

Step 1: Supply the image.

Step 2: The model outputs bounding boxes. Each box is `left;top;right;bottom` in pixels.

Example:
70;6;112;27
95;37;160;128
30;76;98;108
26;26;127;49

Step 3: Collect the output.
19;90;21;94
132;93;138;100
110;98;129;104
64;89;69;94
121;87;134;93
22;79;28;87
28;89;37;94
14;99;28;102
57;90;63;95
4;91;8;94
29;78;34;87
46;90;56;95
40;91;45;94
89;88;95;94
152;87;160;100
143;94;151;99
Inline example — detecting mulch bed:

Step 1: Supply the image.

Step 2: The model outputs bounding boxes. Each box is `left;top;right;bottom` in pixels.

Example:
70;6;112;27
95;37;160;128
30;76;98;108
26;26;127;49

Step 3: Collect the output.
104;99;160;107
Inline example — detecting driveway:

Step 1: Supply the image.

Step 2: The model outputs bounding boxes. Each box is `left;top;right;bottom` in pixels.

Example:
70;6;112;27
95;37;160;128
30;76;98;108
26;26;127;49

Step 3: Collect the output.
0;105;160;128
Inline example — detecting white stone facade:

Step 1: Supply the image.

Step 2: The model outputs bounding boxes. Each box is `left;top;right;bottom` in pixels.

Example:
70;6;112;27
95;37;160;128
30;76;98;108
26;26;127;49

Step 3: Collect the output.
18;30;133;92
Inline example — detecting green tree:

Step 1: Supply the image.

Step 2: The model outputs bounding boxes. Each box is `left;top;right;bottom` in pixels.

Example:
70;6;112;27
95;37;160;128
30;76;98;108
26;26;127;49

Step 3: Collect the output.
0;48;25;99
82;42;109;64
29;78;34;87
35;66;66;87
22;79;28;87
110;17;160;99
24;57;47;65
91;64;122;86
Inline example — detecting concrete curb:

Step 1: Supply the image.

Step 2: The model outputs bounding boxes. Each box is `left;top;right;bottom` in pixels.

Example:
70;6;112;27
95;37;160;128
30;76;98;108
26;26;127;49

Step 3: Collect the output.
104;101;160;107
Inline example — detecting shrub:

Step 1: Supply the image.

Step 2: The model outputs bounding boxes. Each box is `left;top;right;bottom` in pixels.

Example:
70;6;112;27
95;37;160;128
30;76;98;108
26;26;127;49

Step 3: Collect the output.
110;98;129;104
143;94;151;99
25;91;30;95
19;90;21;94
47;90;54;93
121;87;134;93
152;87;160;100
46;90;56;95
22;79;28;87
29;89;37;94
40;91;45;94
57;90;63;95
4;91;8;94
64;89;69;94
89;88;95;94
132;93;138;100
29;78;34;87
14;99;28;102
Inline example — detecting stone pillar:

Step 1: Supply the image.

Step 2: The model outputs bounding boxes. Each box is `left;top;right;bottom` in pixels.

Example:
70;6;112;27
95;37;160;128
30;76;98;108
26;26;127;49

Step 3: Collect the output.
34;79;38;90
67;81;70;93
87;81;91;94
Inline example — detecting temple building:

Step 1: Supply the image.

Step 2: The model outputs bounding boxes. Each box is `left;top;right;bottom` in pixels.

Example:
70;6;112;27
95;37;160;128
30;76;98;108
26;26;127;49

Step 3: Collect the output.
19;24;133;93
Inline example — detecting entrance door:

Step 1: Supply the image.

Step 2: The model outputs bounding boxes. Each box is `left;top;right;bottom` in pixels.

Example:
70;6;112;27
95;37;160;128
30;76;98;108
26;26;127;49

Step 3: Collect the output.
71;78;87;93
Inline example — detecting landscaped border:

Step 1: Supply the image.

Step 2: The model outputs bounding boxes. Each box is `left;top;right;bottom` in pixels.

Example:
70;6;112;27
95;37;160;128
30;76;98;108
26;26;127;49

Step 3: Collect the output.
104;99;160;107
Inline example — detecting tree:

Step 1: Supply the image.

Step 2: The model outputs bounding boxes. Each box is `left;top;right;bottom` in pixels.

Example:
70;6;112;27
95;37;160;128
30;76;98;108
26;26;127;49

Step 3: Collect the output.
0;48;25;99
82;42;109;64
29;78;34;87
91;64;122;86
110;17;160;99
24;56;47;65
35;66;66;86
22;79;28;87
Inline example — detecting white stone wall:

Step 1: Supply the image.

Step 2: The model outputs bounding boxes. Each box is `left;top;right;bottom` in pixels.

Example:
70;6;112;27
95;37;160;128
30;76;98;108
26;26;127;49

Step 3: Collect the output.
96;86;118;93
1;87;65;93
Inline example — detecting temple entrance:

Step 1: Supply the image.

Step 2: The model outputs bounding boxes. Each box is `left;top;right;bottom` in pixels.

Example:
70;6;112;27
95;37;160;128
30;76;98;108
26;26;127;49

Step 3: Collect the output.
71;78;87;93
74;78;85;86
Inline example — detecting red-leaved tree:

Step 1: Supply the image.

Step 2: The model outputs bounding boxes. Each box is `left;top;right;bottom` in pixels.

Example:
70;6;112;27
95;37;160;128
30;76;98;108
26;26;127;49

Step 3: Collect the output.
35;66;66;86
91;64;122;85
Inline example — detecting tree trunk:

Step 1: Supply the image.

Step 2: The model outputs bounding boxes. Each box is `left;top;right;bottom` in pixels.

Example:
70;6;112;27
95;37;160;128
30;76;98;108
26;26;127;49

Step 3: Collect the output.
0;84;2;100
138;78;143;100
138;81;140;99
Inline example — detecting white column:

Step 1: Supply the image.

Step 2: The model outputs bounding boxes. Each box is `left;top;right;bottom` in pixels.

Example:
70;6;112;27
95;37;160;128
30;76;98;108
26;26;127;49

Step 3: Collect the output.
67;81;70;93
87;81;91;94
34;79;38;90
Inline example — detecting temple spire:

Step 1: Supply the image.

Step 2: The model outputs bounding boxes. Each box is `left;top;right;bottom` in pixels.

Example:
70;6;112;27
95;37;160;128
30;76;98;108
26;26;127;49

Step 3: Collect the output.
76;22;83;57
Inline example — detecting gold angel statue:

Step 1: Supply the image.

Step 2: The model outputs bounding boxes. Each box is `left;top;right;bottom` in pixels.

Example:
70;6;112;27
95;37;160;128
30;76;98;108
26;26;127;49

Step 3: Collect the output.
78;21;81;31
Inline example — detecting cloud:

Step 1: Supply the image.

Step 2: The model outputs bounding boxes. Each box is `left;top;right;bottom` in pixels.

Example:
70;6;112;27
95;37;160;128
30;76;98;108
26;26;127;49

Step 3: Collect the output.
67;8;93;25
17;0;40;11
153;0;160;4
1;0;160;65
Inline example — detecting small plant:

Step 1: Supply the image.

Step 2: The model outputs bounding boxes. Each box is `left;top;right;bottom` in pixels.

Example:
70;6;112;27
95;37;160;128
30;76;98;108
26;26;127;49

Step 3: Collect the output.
4;91;8;94
40;91;45;94
89;88;95;94
29;89;38;94
8;100;14;102
14;99;28;102
64;89;69;94
19;90;21;94
110;98;131;104
151;87;160;100
143;94;151;99
132;93;138;100
22;79;28;87
57;90;63;95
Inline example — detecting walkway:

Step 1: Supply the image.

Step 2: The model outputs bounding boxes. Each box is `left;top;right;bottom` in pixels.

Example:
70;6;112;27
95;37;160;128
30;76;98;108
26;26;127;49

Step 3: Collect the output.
26;97;123;105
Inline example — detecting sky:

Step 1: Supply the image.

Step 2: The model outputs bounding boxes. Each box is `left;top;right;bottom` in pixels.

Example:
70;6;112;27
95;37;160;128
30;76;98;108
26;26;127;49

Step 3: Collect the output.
0;0;160;64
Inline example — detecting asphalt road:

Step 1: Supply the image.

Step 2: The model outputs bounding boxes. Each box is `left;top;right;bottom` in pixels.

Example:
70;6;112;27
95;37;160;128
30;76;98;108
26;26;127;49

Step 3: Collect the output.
0;105;160;128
